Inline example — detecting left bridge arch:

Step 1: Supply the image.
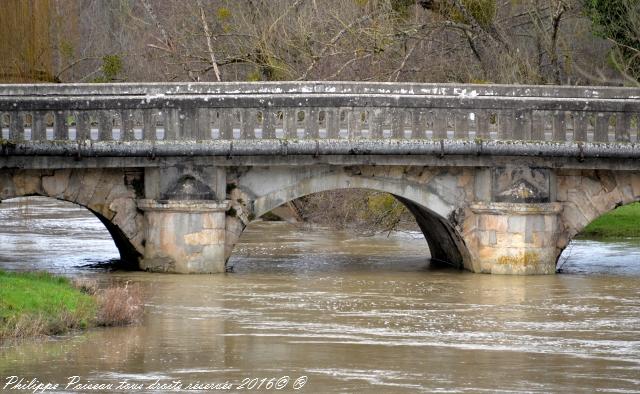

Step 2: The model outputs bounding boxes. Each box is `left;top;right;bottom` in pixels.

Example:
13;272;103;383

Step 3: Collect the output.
0;168;145;267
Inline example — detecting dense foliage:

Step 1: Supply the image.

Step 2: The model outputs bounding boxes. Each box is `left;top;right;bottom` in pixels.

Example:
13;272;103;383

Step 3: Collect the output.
583;0;640;80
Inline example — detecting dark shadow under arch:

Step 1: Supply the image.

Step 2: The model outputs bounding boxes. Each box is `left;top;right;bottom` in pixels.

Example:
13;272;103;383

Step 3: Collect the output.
394;196;464;269
85;206;141;268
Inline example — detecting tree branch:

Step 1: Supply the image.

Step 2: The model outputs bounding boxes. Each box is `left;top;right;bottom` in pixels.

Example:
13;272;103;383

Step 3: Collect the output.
196;0;221;81
140;0;174;51
298;14;372;80
550;1;567;84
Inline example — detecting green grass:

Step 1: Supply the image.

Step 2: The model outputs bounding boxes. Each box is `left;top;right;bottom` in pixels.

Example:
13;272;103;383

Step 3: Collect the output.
0;270;97;341
580;202;640;238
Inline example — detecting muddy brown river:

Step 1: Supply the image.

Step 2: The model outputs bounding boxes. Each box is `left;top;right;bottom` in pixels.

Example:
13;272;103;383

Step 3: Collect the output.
1;197;639;393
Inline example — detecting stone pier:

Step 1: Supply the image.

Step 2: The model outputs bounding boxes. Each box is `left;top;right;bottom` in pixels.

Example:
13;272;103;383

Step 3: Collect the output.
138;199;229;273
469;202;562;274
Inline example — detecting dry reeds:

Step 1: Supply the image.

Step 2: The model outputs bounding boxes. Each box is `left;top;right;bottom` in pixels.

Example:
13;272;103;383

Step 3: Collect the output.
0;304;94;342
95;282;144;326
0;314;47;341
71;277;99;295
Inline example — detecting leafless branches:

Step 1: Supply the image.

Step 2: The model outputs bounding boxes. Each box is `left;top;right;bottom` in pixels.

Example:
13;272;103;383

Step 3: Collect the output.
7;0;633;86
196;0;221;81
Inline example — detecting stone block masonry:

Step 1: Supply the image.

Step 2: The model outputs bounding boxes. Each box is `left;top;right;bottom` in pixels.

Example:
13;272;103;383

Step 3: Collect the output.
138;200;229;273
2;82;640;274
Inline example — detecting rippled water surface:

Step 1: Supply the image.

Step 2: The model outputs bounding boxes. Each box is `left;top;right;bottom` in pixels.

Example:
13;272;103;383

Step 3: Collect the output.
1;197;640;393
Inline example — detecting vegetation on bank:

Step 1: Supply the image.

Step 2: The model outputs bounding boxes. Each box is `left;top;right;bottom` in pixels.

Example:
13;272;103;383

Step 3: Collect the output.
277;189;419;234
580;202;640;238
0;271;143;342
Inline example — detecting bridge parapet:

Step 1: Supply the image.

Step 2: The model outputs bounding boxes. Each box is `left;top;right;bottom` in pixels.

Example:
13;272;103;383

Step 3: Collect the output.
1;82;639;145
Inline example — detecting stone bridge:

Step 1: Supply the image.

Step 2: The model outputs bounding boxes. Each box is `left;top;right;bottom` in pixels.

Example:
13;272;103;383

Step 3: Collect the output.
1;82;640;275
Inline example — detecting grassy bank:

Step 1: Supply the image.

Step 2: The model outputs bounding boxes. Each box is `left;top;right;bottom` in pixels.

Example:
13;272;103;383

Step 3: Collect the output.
580;202;640;238
0;270;142;342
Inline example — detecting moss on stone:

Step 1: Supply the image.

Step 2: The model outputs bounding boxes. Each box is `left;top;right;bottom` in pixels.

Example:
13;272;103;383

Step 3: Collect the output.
497;251;540;266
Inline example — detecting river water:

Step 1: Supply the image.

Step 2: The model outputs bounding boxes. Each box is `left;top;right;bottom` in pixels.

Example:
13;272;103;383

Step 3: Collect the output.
0;197;639;393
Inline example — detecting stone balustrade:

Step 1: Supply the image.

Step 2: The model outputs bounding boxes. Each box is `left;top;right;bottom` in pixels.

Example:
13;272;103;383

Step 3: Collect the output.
1;82;639;144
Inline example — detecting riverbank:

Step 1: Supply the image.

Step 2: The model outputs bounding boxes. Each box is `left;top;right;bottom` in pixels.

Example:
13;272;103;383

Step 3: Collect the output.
580;202;640;238
0;270;142;342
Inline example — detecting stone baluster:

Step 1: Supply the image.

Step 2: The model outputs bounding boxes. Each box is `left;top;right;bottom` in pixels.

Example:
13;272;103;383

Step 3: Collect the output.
391;109;404;139
454;111;469;140
98;111;113;141
552;111;567;142
342;110;352;139
0;114;6;139
475;111;490;140
594;112;610;142
241;108;256;139
614;112;631;143
143;109;157;141
9;112;24;141
305;108;319;139
219;109;233;140
179;107;197;140
531;111;545;141
54;111;69;140
121;109;135;141
411;110;426;139
76;112;91;141
262;110;276;139
432;110;447;139
164;108;180;140
344;109;356;139
32;112;47;141
196;108;211;140
370;108;385;139
573;112;588;142
513;110;532;140
326;108;339;139
284;109;296;139
498;111;513;140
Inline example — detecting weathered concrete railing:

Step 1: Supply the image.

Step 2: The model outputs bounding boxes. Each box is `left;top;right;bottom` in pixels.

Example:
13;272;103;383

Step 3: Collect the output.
1;82;639;144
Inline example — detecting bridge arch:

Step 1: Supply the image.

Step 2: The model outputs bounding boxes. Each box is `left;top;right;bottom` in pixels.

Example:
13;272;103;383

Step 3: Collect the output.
250;171;457;220
555;170;640;266
0;169;144;267
231;170;471;270
556;200;640;274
